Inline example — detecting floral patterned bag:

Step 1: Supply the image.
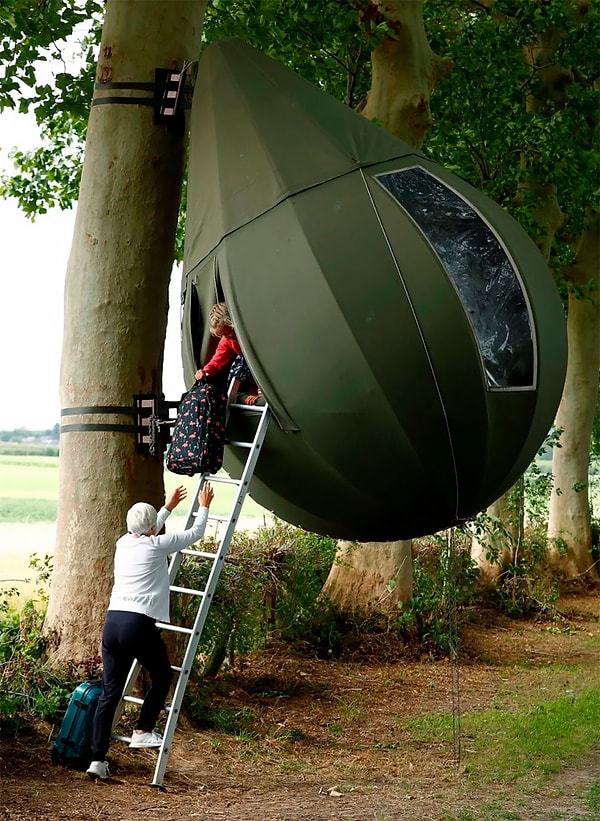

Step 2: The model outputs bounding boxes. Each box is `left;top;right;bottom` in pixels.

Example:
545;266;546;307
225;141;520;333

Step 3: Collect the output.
166;380;228;476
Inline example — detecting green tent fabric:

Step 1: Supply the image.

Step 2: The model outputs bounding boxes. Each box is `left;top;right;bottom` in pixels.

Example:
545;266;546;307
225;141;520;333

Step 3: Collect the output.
180;38;567;541
183;39;421;270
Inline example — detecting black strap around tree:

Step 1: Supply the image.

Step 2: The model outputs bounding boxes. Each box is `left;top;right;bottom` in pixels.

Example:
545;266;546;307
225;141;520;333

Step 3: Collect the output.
90;70;192;114
60;405;137;435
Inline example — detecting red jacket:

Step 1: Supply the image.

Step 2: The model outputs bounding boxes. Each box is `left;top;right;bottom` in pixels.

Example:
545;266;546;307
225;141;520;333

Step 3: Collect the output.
202;335;242;378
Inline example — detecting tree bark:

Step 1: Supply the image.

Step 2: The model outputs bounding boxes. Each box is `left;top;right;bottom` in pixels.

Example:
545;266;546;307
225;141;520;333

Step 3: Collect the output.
548;214;600;579
470;481;523;585
321;541;413;616
44;0;207;662
358;0;451;147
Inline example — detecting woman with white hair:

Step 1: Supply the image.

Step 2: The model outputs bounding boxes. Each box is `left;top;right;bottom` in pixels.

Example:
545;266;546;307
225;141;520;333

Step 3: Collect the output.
86;483;214;780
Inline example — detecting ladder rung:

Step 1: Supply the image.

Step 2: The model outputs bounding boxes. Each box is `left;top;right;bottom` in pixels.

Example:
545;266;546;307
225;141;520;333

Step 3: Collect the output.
156;622;193;635
112;733;132;744
229;402;267;413
123;695;144;706
226;439;252;448
192;511;228;523
207;475;241;486
120;697;176;712
180;548;218;559
171;664;182;673
170;585;205;597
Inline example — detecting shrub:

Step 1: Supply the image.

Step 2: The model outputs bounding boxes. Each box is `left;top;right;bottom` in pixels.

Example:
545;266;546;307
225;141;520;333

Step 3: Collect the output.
491;527;562;617
0;601;79;731
395;531;479;654
172;519;339;677
0;555;84;732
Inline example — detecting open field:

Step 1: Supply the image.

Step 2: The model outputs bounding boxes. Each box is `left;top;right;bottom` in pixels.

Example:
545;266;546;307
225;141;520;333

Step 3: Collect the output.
0;454;273;602
0;453;271;520
2;452;599;604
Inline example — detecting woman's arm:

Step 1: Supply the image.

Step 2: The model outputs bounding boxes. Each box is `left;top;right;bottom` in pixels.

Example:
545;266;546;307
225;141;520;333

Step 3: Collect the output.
156;485;188;532
152;484;214;554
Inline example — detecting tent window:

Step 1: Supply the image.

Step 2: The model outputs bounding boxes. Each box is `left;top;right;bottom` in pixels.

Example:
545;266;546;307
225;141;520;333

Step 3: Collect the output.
375;166;535;389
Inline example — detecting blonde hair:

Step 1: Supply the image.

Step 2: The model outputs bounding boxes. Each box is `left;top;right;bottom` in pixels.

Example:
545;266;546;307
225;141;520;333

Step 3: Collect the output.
208;302;233;337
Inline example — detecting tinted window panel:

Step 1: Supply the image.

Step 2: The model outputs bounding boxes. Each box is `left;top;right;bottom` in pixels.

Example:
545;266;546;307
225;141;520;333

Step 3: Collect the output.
376;167;535;389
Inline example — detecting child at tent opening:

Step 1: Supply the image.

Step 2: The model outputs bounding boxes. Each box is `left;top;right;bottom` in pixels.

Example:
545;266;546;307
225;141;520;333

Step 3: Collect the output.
194;302;262;405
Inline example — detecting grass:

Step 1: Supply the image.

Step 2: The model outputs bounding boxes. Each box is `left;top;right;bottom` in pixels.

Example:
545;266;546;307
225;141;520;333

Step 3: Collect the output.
0;498;57;523
588;779;600;811
464;686;600;780
404;664;600;815
0;455;58;500
0;454;270;525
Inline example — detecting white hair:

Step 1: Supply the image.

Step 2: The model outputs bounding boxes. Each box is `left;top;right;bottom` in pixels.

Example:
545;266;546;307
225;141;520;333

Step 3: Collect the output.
126;502;158;535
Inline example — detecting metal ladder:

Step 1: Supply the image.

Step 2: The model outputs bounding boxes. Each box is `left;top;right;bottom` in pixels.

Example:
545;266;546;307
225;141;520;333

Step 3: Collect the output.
112;399;270;788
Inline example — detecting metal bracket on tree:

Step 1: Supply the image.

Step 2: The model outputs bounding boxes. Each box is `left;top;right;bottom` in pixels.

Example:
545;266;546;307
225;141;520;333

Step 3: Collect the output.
90;60;196;132
133;394;179;455
60;397;181;457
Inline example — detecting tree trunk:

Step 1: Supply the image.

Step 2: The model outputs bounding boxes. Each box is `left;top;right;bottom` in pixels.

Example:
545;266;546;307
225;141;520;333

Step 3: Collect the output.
519;8;599;581
44;0;207;663
548;215;600;580
471;481;523;585
358;0;451;147
321;541;413;617
322;0;445;613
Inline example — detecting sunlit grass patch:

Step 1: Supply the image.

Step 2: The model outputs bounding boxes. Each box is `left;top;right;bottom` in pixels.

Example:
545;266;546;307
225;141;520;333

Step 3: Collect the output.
464;687;600;780
402;671;600;789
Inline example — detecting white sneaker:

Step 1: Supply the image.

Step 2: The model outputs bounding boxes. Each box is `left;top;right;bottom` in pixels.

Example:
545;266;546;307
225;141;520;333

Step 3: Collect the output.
86;760;110;780
129;731;163;748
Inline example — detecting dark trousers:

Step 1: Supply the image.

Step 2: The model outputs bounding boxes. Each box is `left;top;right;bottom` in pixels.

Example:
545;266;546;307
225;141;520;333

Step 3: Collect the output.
90;610;173;761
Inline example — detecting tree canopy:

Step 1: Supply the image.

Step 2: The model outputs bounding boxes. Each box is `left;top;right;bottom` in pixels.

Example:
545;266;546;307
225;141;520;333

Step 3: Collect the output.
424;0;598;275
0;0;101;213
2;0;597;263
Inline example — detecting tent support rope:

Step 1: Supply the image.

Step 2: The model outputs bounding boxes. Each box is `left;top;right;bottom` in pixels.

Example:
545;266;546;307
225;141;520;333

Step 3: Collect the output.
445;527;462;772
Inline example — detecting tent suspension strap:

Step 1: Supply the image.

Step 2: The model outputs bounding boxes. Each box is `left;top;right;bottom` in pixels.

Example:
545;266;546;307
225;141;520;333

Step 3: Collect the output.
59;398;179;455
60;405;137;435
61;405;135;416
90;63;195;127
445;526;462;772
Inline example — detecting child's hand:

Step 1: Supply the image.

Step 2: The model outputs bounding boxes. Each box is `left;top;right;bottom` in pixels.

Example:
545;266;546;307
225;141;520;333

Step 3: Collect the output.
194;368;204;381
166;485;187;511
199;483;214;508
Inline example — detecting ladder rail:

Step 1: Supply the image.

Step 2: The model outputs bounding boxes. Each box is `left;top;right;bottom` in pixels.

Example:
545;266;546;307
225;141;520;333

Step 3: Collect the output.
151;402;270;787
111;472;211;721
109;401;270;772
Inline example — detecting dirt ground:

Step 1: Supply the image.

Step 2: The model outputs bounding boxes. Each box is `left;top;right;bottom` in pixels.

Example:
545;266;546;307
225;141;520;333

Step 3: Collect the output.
1;590;599;821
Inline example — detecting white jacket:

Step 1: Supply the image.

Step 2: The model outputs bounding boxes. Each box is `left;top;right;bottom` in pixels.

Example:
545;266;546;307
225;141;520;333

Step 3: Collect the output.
108;505;209;623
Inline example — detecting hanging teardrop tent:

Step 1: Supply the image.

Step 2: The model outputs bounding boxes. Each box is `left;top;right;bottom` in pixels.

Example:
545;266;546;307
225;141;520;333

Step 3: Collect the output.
181;38;567;542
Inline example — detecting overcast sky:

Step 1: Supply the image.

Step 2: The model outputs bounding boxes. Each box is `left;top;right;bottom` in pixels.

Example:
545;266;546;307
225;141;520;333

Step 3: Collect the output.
0;108;186;431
